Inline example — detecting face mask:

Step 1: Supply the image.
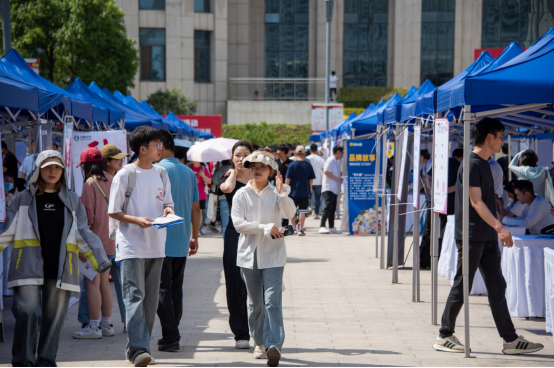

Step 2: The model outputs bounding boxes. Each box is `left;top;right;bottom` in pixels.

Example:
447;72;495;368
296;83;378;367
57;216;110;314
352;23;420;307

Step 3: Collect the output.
4;183;14;192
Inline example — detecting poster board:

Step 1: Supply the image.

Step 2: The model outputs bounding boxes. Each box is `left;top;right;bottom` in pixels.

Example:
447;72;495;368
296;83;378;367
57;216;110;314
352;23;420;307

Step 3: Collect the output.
71;131;128;197
347;139;385;235
433;118;449;214
397;128;409;201
63;116;74;189
412;125;421;208
311;104;344;132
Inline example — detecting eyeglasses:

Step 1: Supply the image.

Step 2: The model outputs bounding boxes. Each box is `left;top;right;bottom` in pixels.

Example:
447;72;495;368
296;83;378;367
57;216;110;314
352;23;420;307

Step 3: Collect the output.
144;142;163;150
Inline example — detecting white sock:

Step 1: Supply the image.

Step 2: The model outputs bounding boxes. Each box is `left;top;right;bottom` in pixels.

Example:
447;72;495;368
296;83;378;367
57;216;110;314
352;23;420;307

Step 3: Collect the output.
90;319;100;330
101;316;112;328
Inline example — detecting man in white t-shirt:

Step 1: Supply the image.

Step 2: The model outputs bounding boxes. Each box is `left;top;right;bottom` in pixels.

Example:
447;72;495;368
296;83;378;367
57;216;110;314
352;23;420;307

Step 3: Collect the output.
319;146;343;234
329;71;338;101
306;144;325;219
108;126;174;366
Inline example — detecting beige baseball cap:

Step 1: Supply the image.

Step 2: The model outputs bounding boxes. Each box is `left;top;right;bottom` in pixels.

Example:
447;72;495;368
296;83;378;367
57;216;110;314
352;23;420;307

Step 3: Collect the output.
295;145;306;154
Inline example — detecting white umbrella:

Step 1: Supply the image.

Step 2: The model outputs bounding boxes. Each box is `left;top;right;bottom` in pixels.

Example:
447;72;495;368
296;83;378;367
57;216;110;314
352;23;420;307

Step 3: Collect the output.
186;137;239;162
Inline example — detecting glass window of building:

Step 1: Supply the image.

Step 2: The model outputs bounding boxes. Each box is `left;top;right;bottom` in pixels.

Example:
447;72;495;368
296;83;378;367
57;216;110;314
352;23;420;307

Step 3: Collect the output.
140;28;166;81
139;0;165;10
420;0;455;86
343;0;389;87
482;0;554;48
195;31;211;83
194;0;210;13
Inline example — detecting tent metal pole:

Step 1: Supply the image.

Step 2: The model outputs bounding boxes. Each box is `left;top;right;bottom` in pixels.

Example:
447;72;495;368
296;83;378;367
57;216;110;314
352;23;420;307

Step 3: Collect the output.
413;126;420;302
463;105;472;358
392;125;400;283
374;125;381;259
508;135;512;181
431;111;440;325
430;118;436;324
380;128;388;270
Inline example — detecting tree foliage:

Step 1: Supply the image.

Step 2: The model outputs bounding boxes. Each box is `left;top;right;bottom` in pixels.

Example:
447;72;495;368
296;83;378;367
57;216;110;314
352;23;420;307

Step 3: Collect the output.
222;122;311;147
147;88;197;115
1;0;139;93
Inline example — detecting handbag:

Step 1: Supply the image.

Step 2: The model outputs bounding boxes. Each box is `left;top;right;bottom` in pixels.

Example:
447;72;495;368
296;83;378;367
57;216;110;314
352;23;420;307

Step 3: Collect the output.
206;193;217;222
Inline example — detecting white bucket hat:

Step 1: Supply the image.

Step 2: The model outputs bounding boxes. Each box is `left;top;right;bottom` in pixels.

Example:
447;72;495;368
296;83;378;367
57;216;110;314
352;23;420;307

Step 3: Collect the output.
29;150;65;186
242;151;279;171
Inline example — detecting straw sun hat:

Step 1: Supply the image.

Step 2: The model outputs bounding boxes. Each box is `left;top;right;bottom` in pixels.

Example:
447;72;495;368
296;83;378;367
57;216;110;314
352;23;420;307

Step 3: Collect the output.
242;151;279;171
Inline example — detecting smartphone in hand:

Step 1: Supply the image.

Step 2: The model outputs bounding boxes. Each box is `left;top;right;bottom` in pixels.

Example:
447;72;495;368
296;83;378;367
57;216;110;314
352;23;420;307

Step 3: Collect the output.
271;225;295;239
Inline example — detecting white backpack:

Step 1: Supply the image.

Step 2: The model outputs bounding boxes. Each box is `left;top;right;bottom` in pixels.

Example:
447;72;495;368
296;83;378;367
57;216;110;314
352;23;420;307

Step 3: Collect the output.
108;164;168;240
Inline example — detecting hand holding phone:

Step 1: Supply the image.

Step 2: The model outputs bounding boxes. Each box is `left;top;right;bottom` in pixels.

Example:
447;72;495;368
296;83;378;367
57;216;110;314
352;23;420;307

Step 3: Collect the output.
271;225;295;239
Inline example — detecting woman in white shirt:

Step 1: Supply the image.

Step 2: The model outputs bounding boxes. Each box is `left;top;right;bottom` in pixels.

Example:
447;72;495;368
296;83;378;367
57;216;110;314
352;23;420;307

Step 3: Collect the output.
231;151;296;367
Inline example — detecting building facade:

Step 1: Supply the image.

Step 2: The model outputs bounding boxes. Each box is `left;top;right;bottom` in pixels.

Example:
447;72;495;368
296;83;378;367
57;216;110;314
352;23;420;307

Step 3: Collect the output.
118;0;554;123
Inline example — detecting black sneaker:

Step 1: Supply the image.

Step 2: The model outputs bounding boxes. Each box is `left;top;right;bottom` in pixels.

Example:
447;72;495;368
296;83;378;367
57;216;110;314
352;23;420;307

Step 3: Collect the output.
158;338;165;345
266;346;281;367
158;340;180;352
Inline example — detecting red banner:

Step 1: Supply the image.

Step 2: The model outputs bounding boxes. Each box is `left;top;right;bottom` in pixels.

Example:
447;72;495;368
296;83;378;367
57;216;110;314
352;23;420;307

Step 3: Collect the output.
172;115;222;137
474;47;526;60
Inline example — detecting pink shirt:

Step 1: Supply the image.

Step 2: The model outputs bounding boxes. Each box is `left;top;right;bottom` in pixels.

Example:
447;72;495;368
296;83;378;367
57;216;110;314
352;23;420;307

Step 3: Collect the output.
190;165;211;201
80;171;115;255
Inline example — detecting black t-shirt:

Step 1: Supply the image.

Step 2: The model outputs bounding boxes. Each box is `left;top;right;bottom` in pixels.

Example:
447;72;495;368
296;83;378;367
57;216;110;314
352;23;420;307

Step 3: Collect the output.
496;156;509;184
278;158;292;178
224;180;247;232
455;153;497;241
3;151;18;181
35;192;65;280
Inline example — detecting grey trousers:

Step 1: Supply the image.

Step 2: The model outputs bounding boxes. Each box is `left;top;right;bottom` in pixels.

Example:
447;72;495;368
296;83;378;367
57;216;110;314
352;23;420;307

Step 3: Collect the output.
121;258;164;362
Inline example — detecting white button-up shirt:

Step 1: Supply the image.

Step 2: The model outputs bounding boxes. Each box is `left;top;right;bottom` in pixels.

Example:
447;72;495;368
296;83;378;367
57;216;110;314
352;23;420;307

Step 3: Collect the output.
231;180;296;269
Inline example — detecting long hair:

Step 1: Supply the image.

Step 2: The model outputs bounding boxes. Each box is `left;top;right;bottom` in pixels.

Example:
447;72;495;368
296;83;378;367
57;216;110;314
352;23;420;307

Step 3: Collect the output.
82;161;108;182
230;141;254;168
36;174;63;196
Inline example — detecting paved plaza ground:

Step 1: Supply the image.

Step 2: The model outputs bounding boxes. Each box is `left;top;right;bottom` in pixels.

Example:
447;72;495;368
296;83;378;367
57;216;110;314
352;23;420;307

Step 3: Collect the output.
0;217;553;366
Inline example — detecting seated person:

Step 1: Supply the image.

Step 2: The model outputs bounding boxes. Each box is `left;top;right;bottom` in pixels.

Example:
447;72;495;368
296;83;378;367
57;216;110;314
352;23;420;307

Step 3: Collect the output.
501;182;526;217
500;180;554;235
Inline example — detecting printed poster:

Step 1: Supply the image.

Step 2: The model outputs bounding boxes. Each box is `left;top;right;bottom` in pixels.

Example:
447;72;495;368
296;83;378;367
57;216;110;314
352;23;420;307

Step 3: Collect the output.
433;118;449;214
311;103;344;132
72;130;128;197
413;125;421;208
347;139;387;235
63;116;74;189
397;127;409;201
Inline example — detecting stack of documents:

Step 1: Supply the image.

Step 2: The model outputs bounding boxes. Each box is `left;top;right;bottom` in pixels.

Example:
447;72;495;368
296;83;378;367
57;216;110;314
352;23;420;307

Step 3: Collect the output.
150;214;184;229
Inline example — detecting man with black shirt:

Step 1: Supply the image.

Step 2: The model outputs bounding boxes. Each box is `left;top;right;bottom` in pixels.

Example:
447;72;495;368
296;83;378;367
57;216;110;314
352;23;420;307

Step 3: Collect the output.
276;144;293;227
2;141;19;181
433;118;543;355
497;143;510;185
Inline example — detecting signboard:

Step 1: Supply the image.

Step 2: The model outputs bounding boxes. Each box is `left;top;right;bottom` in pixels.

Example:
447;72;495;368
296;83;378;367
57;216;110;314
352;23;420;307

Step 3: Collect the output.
63;116;75;189
173;115;222;137
71;131;128;197
311;103;344;132
433;118;449;214
24;58;40;73
397;128;409;201
347;139;386;235
412;125;421;208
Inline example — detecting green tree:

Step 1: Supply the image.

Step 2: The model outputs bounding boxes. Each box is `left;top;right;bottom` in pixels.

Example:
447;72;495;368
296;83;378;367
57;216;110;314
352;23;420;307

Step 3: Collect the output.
222;122;311;147
2;0;139;93
147;88;197;115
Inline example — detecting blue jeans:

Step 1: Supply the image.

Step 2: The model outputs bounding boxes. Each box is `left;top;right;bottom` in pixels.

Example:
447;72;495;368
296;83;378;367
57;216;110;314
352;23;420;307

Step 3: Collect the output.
121;258;163;362
310;185;322;215
12;279;71;367
78;255;125;324
240;251;285;350
220;198;229;235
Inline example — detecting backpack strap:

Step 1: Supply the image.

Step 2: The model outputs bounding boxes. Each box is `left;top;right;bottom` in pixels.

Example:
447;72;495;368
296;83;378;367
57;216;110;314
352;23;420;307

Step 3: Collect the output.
122;164;137;213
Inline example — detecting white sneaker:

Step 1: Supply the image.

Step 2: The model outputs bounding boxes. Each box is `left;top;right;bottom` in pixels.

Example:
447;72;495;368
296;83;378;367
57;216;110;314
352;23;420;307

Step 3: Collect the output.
236;340;250;349
253;345;267;359
433;334;465;353
200;228;207;235
102;324;115;336
503;335;544;355
318;227;330;234
329;228;340;234
72;324;102;339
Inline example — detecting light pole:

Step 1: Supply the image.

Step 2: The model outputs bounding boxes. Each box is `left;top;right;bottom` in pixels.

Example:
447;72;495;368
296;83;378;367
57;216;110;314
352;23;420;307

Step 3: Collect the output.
1;0;11;56
325;0;333;131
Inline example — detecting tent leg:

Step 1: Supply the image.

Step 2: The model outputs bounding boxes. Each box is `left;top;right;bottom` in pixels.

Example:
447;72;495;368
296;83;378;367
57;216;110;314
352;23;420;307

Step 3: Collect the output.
463;105;472;358
392;126;400;283
430;121;436;324
413;194;420;302
380;128;388;270
374;126;381;259
507;135;512;181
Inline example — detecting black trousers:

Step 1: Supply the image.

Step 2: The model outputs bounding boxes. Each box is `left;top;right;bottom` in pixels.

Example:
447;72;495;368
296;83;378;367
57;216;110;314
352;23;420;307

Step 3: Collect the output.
439;240;518;342
223;226;250;341
320;191;337;229
157;256;187;343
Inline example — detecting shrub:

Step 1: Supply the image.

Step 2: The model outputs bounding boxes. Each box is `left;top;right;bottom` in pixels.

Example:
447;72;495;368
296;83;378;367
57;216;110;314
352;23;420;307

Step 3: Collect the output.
222;122;311;146
337;86;411;108
344;107;365;116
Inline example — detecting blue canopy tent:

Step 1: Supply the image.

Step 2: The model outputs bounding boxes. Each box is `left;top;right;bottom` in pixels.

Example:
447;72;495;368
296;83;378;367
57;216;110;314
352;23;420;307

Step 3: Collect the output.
88;82;162;130
339;104;376;137
113;92;170;131
383;86;417;125
400;80;436;123
0;49;94;122
165;112;205;139
66;78;124;126
102;89;162;129
331;112;357;140
139;101;183;135
352;94;402;136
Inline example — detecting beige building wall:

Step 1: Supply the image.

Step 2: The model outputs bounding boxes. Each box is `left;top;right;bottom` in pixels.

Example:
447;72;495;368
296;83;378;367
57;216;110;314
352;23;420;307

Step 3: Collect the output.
454;0;483;76
390;0;422;88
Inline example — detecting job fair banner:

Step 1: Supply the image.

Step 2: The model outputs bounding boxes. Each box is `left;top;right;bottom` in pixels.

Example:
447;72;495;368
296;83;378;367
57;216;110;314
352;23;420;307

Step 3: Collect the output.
71;130;128;197
347;139;386;235
433;118;450;214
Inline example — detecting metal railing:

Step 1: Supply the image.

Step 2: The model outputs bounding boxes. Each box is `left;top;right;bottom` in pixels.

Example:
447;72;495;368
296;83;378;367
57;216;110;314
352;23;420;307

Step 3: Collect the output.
228;78;327;101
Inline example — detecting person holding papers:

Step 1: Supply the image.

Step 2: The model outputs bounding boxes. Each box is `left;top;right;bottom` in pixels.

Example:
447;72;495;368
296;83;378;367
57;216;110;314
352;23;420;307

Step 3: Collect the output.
0;150;109;366
500;180;554;235
108;126;174;367
155;130;201;352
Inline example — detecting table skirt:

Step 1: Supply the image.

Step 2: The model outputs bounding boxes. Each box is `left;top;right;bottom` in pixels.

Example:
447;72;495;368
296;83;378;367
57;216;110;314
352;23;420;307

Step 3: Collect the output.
544;247;554;342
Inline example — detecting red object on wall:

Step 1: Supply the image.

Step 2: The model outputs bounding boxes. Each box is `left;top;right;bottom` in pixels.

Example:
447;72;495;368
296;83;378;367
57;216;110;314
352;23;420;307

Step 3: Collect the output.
171;115;222;137
474;47;526;60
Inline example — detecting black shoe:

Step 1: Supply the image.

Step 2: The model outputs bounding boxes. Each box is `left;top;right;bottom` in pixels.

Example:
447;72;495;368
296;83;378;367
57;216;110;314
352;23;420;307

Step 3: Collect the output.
266;346;281;367
158;338;165;345
158;340;180;352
